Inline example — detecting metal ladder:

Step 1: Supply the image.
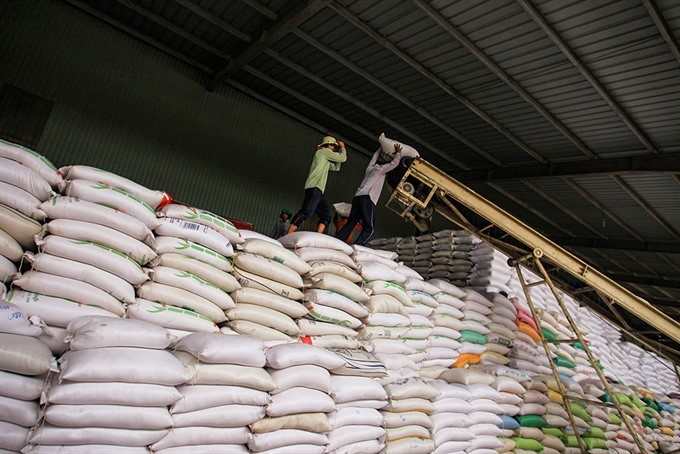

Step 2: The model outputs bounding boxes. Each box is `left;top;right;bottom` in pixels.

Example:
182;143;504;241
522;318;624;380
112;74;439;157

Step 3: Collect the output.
511;250;647;453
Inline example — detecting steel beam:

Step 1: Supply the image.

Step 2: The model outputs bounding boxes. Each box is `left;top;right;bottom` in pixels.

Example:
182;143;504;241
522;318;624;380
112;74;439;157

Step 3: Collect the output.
518;0;657;153
450;153;680;182
208;0;330;90
402;159;680;344
643;0;680;66
330;2;547;164
412;0;597;159
175;0;251;43
554;236;680;254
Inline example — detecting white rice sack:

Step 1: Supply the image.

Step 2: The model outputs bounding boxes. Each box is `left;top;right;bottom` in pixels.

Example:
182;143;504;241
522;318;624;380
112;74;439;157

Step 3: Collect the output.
12;270;124;318
384;377;439;400
126;298;218;333
304;289;368;318
233;268;304;300
364;312;411;327
138;281;226;323
0;157;53;202
232;287;307;318
266;387;336;416
365;294;409;317
0;370;44;401
64;179;159;229
383;411;432;429
0;394;40;427
65;316;176;350
0;230;23;263
47;381;181;407
59;347;190;385
172;403;265;428
328;425;386;452
248;430;328;452
40;196;153;243
155;217;233;257
364;338;416;355
0;204;42;250
327;348;387;378
237;237;311;275
226;303;300;336
298;247;357;268
157;252;238;291
297;318;358;337
404;278;440;295
365;280;412;307
357;325;409;341
174;332;265;366
171;384;270;413
37;235;148;285
0;420;30;451
269;364;332;395
160;203;242;244
383;437;434;454
0;181;46;221
233;252;303;288
266;343;345;370
378;133;420;159
329;407;384;428
228;319;296;342
358;261;407;284
26;252;135;304
303;334;361;349
331;375;388;403
305;300;363;329
249;412;332;435
44;404;173;429
0;333;58;375
44;218;156;265
439;368;495;385
279;231;353;255
0;140;62;187
173;351;276;390
7;289;117;329
0;302;42;337
151;427;249;451
152;445;247;454
385;425;430;441
149;266;234;310
306;272;369;303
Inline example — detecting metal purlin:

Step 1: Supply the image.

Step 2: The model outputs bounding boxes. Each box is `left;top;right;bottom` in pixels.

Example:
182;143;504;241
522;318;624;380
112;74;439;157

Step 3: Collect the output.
513;252;647;453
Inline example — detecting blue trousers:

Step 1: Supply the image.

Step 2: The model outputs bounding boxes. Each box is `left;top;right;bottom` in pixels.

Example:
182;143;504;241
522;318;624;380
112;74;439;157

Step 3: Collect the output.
291;187;333;228
335;194;375;246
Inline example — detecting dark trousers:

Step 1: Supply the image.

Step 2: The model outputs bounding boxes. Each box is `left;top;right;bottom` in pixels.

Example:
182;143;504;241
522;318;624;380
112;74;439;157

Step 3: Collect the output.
291;187;333;227
336;194;375;246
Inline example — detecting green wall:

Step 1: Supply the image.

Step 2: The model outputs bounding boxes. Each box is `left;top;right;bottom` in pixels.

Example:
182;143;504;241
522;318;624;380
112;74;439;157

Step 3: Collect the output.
0;0;418;239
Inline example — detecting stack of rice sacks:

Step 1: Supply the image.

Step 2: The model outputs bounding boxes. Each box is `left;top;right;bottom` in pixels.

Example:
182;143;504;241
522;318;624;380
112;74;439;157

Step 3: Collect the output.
420;279;464;374
157;331;272;453
139;203;241;338
279;232;368;348
10;163;166;353
427;230;475;285
402;278;439;375
0;302;58;453
468;242;513;295
30;316;187;452
0;141;57;297
250;343;345;453
433;369;506;452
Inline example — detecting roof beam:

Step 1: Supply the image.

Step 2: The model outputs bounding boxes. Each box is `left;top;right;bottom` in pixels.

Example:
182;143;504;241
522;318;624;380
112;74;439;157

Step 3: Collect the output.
643;0;680;66
518;0;658;154
208;0;329;90
612;175;680;241
264;49;469;169
555;234;680;253
291;29;499;166
451;153;679;182
116;0;228;59
608;273;680;290
412;0;597;159
330;2;547;164
175;0;251;43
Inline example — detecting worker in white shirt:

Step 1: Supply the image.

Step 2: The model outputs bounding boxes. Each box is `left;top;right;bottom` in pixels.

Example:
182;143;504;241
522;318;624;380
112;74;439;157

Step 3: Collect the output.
335;143;402;245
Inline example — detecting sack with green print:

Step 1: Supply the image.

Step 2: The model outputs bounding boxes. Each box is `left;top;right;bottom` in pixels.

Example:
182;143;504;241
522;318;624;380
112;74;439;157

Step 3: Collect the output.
161;203;243;245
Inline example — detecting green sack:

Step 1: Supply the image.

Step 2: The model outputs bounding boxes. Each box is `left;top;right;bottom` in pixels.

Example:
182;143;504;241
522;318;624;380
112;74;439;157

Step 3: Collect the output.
510;437;545;451
642;416;658;429
568;402;591;422
542;427;566;440
458;330;488;345
516;414;548;428
630;394;646;409
583;437;609;450
608;412;622;425
542;327;557;341
643;407;660;419
642;397;659;411
584;426;606;439
553;355;576;368
613;392;633;407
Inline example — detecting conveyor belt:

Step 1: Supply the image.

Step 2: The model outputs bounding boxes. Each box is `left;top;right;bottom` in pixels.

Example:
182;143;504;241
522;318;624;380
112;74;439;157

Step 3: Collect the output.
386;158;680;353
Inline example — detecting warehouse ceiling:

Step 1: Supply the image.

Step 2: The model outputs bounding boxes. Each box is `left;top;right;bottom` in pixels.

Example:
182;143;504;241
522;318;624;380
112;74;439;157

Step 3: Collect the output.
66;0;679;359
